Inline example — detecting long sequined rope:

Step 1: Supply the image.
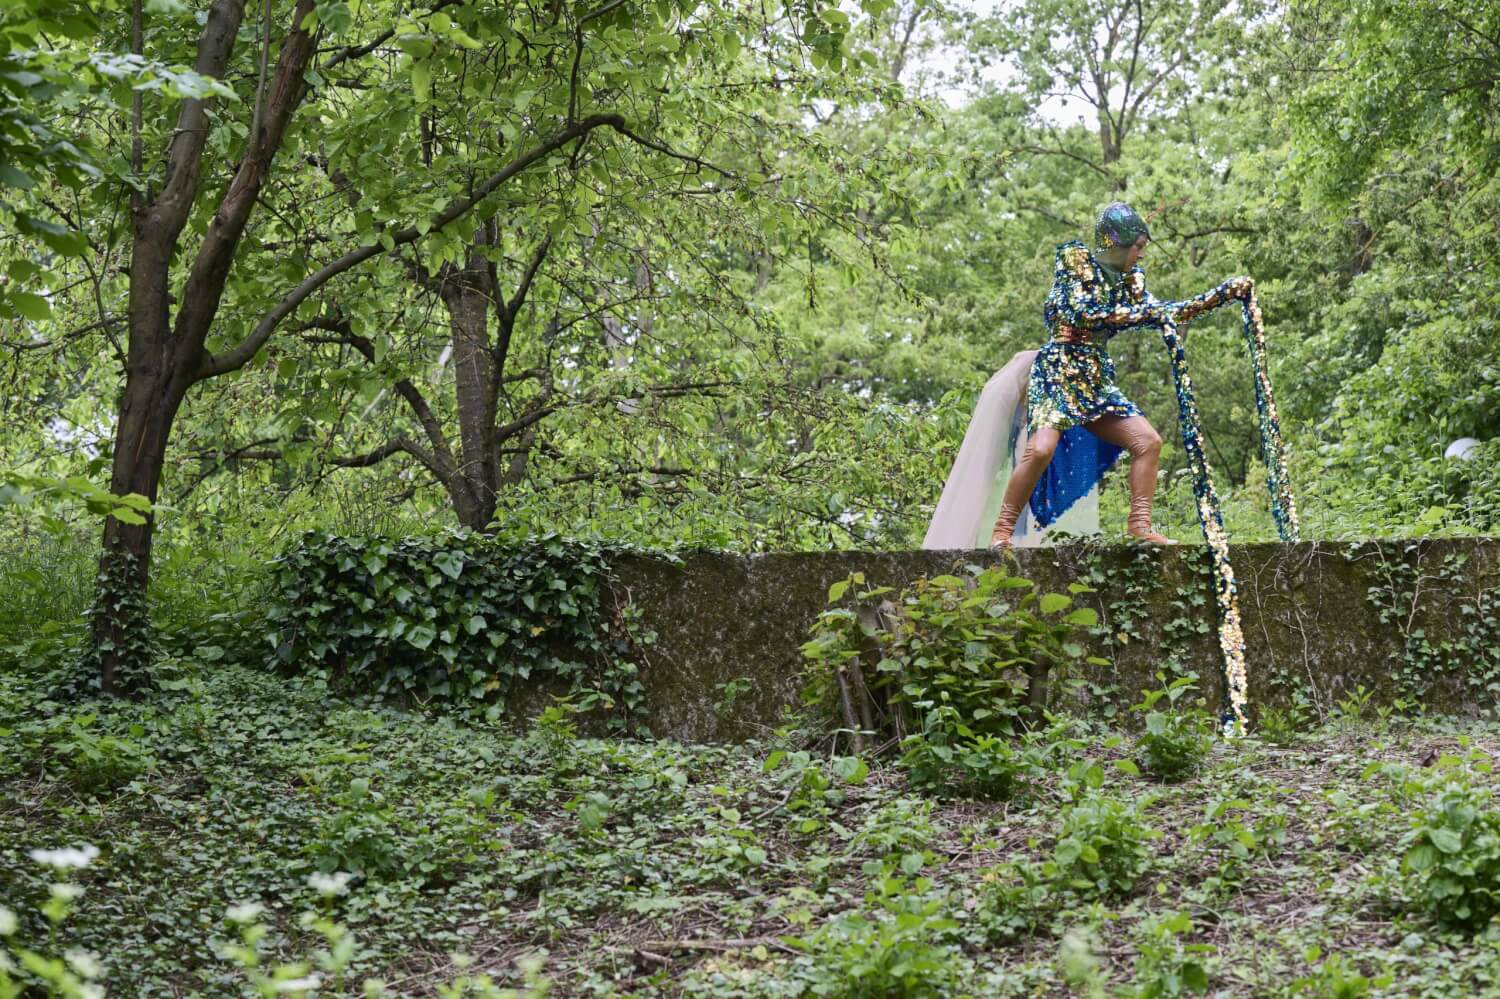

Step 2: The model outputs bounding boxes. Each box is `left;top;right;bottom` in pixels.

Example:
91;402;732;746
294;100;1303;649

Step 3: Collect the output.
1240;289;1299;542
1159;282;1300;731
1158;315;1251;730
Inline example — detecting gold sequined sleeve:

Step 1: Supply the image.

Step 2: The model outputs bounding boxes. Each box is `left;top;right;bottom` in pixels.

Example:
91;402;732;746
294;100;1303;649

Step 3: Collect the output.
1168;276;1255;324
1054;245;1163;330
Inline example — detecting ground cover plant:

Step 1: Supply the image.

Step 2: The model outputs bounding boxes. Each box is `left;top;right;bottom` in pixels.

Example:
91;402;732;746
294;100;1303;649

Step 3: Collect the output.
7;652;1500;996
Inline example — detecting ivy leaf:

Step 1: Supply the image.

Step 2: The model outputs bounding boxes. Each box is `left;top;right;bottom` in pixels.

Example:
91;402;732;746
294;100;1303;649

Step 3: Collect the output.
432;550;464;579
405;623;436;650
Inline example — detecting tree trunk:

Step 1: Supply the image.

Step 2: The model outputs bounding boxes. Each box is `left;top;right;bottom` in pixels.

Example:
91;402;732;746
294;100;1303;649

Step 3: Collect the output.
93;310;190;692
88;0;314;689
444;249;500;531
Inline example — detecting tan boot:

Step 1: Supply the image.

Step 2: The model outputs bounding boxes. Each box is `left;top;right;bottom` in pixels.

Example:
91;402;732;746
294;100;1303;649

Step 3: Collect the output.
1127;493;1178;545
989;501;1022;549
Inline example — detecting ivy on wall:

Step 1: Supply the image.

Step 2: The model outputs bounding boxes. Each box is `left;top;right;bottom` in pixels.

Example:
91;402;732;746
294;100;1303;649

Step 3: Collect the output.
266;531;662;727
1362;544;1500;710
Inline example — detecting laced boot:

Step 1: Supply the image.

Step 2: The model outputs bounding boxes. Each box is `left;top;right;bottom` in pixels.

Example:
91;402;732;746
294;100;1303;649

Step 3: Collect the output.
1127;492;1177;545
989;501;1022;549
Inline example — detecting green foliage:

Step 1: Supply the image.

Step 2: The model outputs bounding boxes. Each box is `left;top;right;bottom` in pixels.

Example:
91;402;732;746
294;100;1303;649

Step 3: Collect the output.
895;706;1051;800
976;860;1056;944
1404;782;1500;933
0;842;553;998
1129;911;1212;998
1182;793;1289;901
1048;792;1158;900
0;470;151;527
11;653;1500;994
762;749;867;835
873;567;1096;729
1283;948;1389;999
1360;547;1500;710
1132;676;1215;782
267;530;657;725
788;878;963;998
78;545;155;691
14;709;155;794
801;565;1098;797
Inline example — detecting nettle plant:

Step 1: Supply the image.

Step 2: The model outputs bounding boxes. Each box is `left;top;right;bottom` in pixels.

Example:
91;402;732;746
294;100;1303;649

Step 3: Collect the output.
1047;791;1159;900
799;564;1101;798
267;530;661;726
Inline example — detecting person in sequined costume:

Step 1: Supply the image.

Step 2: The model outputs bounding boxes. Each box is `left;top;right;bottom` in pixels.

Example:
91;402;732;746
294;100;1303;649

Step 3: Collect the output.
983;201;1300;732
990;202;1179;548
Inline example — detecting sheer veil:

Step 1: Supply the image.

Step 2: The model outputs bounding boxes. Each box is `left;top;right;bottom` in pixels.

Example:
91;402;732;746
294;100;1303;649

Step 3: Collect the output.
921;350;1100;549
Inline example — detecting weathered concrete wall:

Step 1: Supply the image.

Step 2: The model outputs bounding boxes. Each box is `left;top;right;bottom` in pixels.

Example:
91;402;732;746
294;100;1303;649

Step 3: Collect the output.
611;540;1500;743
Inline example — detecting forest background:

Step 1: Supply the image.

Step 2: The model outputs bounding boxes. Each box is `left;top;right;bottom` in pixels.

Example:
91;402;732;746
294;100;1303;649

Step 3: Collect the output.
2;0;1498;669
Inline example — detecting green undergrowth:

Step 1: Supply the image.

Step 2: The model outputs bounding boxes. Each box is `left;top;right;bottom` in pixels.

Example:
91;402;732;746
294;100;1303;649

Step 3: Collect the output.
7;660;1500;997
267;531;665;729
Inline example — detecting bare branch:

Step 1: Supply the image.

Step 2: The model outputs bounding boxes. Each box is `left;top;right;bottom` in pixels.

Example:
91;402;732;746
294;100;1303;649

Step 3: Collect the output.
506;236;553;323
321;0;465;69
294;318;461;476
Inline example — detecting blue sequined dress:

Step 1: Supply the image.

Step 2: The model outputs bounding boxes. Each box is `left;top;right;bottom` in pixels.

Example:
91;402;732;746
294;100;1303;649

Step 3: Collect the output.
1024;240;1166;527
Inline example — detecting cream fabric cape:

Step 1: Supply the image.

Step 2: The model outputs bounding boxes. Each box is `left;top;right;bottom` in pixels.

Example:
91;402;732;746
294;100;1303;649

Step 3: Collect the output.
921;350;1100;549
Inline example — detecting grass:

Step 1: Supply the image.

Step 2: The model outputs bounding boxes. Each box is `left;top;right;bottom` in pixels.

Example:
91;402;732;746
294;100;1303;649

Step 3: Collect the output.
4;656;1500;997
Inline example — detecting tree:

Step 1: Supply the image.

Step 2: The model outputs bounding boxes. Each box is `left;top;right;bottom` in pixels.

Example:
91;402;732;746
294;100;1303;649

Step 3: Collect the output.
44;0;870;689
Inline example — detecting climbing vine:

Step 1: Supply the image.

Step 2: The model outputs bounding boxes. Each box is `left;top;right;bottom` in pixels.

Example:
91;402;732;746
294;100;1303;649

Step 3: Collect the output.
76;546;155;695
266;530;663;729
1053;542;1215;718
1362;544;1500;710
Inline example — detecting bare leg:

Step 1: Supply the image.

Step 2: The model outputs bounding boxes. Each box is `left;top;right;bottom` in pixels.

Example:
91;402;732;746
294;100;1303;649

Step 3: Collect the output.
1085;414;1175;544
989;426;1061;548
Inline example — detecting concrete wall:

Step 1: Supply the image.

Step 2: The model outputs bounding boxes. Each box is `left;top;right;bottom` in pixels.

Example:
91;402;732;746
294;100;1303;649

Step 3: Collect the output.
610;540;1500;743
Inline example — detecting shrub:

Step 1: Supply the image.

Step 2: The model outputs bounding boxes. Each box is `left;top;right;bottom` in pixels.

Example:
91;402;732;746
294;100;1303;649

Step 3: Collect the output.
790;879;963;998
976;861;1055;944
1404;782;1500;932
1131;677;1214;782
4;709;156;793
1283;949;1388;998
1129;911;1212;998
762;749;868;835
1048;792;1157;899
266;530;658;724
801;565;1100;795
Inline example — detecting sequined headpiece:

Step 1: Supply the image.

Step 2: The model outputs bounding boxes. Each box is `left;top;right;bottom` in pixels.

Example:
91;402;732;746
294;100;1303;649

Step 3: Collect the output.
1095;202;1150;250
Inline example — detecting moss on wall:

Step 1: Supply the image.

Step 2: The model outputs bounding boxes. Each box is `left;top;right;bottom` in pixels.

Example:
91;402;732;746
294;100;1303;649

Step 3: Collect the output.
609;540;1500;743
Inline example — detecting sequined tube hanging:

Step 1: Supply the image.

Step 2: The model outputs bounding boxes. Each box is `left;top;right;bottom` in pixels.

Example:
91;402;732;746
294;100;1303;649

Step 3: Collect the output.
1240;289;1299;542
1158;314;1250;732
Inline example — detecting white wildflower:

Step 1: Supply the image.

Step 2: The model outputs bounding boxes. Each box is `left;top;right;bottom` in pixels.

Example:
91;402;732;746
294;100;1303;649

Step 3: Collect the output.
0;905;15;935
273;973;322;992
307;870;353;897
226;902;265;923
65;948;103;979
28;844;99;870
